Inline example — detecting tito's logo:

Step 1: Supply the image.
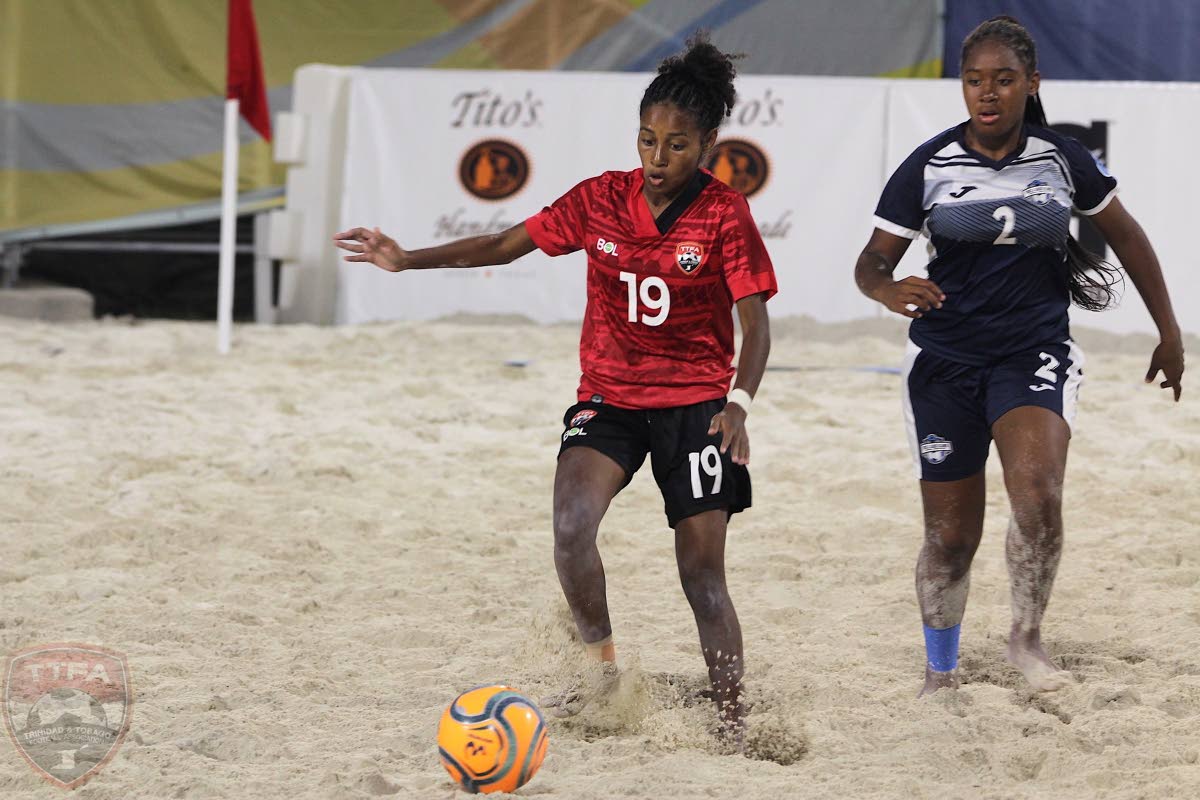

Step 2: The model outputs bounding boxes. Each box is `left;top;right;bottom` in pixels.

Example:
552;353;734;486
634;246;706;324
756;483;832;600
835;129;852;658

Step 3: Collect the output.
459;139;530;201
707;138;770;198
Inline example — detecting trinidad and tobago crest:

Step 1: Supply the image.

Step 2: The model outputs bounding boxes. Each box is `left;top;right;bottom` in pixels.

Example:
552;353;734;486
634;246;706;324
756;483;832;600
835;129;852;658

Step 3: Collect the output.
3;643;132;789
675;242;704;275
569;409;598;428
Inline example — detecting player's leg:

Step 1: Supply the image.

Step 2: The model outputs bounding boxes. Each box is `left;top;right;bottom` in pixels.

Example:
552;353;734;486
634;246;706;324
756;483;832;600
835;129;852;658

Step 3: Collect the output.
904;342;990;695
989;342;1080;692
543;402;646;717
551;446;627;650
916;474;985;696
674;509;744;736
992;407;1071;690
650;398;752;738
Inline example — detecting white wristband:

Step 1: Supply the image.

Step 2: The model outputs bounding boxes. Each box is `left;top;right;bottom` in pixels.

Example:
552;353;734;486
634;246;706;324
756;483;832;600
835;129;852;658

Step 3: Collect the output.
727;388;752;414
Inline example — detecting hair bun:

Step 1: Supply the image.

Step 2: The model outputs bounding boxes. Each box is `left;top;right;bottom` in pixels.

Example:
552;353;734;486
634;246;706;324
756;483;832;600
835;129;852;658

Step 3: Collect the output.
640;30;740;131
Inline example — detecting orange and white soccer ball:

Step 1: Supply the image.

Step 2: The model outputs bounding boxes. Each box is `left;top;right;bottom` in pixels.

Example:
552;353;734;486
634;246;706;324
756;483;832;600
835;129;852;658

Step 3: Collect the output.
437;685;548;794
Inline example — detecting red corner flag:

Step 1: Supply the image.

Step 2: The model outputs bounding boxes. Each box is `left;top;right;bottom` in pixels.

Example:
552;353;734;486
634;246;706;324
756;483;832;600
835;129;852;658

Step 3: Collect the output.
227;0;272;141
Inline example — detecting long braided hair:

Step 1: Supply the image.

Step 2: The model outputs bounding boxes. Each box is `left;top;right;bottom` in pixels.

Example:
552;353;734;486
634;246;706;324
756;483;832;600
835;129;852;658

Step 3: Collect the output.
639;31;740;135
963;16;1123;312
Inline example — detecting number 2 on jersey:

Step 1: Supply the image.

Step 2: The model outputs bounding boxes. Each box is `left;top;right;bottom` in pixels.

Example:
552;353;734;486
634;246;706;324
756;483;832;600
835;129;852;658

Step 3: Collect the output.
992;205;1017;245
689;445;723;499
619;271;670;326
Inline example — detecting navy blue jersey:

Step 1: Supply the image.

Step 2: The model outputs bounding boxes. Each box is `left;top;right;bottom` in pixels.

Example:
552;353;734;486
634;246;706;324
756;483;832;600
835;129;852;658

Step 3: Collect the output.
874;122;1118;366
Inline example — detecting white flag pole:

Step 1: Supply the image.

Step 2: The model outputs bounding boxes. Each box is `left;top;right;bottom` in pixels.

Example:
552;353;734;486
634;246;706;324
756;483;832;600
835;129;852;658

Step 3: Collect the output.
217;97;240;354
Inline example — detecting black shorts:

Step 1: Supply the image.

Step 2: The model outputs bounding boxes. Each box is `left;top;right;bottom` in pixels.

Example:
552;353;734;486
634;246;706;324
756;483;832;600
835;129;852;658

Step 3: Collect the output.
902;339;1084;481
558;398;752;529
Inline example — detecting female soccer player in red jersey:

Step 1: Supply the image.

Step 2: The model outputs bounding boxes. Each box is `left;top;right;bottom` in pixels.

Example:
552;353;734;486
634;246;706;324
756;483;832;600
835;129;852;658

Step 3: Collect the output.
335;33;776;739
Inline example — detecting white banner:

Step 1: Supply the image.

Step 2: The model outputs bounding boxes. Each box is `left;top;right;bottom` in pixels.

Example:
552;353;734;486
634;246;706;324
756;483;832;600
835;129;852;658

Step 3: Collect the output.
337;69;889;325
720;77;889;323
339;69;631;325
336;69;1199;336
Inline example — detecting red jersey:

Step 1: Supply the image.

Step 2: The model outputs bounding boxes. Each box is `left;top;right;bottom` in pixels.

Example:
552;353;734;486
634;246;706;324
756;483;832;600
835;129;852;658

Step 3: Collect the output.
525;169;777;409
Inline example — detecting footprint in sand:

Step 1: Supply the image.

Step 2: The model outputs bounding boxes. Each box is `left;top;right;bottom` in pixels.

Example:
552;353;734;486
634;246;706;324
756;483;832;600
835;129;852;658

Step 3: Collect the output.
1091;687;1142;710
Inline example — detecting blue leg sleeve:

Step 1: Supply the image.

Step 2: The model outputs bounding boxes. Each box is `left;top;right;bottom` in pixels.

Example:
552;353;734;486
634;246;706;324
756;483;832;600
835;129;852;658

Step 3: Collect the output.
923;624;961;673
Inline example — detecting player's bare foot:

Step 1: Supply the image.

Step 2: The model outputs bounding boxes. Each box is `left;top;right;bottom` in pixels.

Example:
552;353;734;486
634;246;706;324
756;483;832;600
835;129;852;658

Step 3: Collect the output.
716;715;746;755
540;662;620;718
715;698;747;752
919;667;959;697
1007;628;1073;692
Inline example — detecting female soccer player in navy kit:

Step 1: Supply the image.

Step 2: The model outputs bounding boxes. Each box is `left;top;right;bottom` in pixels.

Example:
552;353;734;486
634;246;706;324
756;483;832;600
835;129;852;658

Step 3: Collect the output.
335;34;776;737
855;16;1184;697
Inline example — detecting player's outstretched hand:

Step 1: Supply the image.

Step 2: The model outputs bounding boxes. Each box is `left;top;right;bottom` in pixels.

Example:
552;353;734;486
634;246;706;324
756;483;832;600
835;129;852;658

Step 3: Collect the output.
1145;339;1184;401
873;276;945;319
709;403;749;465
333;226;408;272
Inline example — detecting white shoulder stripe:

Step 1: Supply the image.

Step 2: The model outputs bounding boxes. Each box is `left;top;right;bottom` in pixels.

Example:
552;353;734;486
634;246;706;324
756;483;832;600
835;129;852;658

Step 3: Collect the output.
933;141;966;159
873;215;920;240
1076;185;1119;216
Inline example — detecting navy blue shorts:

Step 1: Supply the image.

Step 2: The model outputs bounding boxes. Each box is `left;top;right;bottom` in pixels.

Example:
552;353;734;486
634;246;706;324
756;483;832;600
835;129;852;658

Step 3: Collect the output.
901;340;1084;481
558;398;752;528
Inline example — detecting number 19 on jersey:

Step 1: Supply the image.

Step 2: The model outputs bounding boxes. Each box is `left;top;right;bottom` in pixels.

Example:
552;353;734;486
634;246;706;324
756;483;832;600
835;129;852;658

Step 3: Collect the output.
619;271;670;326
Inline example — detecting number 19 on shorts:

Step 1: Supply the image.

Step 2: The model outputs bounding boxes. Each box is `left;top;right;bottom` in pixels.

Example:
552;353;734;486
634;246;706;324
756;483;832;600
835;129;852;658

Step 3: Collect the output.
689;445;723;499
619;271;670;326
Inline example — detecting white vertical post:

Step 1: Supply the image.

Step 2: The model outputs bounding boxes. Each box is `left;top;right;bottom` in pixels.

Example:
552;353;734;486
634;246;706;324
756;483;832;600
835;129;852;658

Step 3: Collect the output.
217;97;240;354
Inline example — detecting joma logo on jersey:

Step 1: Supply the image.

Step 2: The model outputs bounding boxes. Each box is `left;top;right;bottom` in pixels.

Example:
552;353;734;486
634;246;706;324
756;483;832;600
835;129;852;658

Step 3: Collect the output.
675;242;704;274
596;238;620;256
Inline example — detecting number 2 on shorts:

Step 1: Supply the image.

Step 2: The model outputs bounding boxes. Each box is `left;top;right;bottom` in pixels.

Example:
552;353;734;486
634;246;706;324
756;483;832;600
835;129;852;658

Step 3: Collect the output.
1029;351;1060;391
689;444;723;499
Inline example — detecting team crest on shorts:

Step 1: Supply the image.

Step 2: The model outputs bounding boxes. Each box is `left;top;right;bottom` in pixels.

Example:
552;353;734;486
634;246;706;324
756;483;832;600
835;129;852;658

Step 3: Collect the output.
675;242;704;275
1022;180;1054;205
3;643;133;789
570;409;598;428
920;434;954;464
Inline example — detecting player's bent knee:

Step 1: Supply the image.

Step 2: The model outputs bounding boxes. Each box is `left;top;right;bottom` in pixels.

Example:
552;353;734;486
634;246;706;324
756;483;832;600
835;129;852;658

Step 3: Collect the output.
1007;477;1064;520
1009;471;1063;493
942;550;974;581
926;526;980;572
930;536;976;571
552;505;601;554
680;569;731;620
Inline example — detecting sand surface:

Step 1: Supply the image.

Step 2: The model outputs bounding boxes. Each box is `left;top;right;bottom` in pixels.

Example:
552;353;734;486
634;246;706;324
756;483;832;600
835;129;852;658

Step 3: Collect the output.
0;314;1197;799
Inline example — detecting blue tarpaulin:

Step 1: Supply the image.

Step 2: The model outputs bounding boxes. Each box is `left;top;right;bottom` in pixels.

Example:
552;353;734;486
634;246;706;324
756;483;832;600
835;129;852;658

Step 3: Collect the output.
944;0;1200;80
